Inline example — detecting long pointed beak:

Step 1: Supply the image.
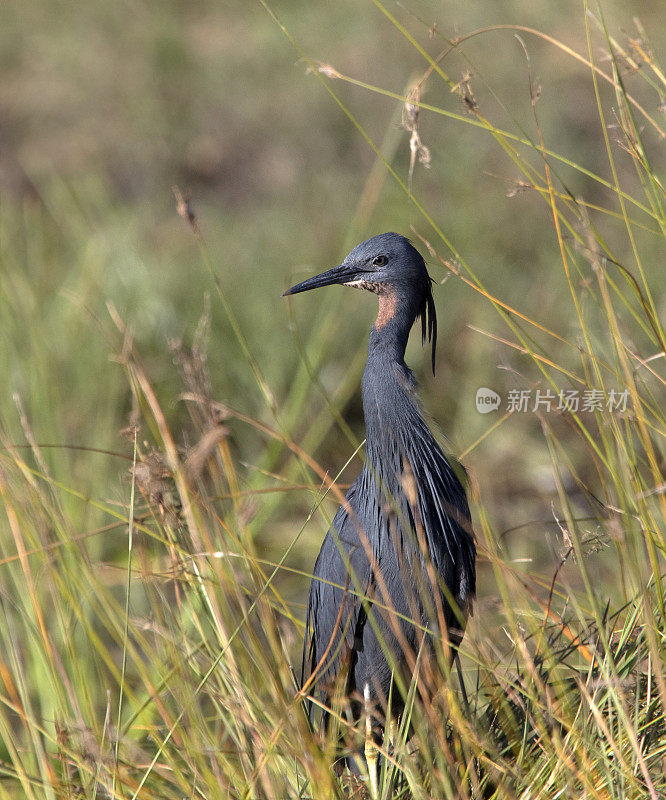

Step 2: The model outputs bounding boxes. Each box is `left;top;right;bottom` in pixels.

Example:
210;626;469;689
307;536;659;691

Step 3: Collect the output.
282;264;357;296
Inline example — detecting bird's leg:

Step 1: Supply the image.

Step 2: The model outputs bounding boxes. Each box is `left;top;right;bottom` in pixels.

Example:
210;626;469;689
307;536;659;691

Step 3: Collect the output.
364;683;379;799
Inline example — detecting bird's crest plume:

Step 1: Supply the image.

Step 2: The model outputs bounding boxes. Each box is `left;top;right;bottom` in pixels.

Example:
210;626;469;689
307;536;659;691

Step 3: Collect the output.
419;275;437;375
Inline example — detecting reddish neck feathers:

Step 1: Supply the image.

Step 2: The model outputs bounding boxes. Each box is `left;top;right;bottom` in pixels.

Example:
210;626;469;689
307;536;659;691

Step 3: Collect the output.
375;289;398;330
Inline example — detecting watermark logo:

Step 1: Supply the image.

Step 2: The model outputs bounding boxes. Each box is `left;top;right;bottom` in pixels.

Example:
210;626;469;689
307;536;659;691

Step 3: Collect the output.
475;387;630;414
475;387;501;414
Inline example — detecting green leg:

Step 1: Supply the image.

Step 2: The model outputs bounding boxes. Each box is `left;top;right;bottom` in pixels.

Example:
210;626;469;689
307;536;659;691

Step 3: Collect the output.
364;684;379;798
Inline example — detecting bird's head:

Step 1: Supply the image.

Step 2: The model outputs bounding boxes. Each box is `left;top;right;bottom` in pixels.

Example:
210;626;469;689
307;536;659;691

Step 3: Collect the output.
283;232;438;371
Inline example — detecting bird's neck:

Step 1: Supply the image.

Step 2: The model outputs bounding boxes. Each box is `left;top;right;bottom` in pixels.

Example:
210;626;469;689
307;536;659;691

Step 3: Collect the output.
367;288;420;364
361;292;421;463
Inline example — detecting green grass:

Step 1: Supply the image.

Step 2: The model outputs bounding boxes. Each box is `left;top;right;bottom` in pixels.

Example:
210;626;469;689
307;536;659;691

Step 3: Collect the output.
1;0;665;797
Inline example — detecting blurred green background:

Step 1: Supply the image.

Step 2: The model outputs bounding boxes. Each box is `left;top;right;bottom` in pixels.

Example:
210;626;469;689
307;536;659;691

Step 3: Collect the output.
2;0;664;610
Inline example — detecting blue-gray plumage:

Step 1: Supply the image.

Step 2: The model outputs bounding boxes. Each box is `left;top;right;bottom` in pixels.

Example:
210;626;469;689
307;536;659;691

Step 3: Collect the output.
284;233;476;776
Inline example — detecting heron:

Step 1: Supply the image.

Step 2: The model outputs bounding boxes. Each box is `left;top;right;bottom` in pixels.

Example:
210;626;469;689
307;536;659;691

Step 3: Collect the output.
284;232;476;792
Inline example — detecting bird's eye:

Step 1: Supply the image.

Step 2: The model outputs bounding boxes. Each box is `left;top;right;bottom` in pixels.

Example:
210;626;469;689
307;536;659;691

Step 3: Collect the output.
372;255;388;267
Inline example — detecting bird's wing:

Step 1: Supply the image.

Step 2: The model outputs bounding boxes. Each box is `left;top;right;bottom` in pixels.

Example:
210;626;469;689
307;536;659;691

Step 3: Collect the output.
301;482;373;710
